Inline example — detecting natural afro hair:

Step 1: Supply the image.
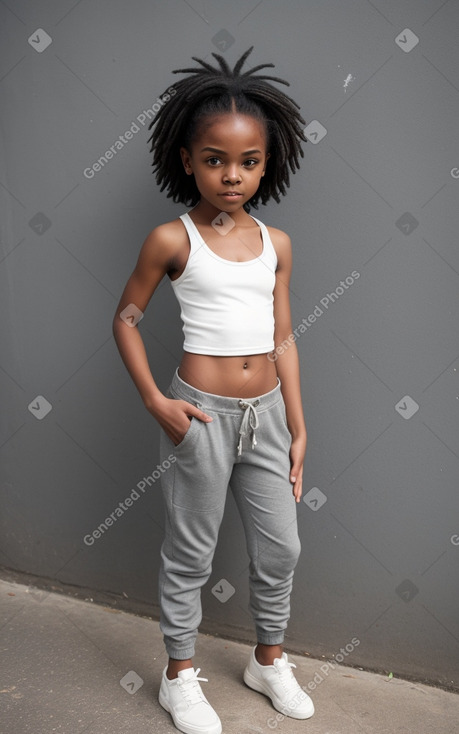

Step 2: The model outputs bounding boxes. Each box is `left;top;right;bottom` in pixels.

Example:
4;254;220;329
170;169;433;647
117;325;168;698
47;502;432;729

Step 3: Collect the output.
147;47;306;211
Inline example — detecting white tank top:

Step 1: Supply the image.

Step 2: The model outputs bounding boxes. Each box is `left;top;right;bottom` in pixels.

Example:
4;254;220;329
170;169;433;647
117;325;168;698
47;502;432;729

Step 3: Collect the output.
171;212;277;356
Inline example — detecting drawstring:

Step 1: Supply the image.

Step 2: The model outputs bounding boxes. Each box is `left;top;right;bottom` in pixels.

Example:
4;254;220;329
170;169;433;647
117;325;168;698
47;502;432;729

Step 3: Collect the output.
237;399;260;456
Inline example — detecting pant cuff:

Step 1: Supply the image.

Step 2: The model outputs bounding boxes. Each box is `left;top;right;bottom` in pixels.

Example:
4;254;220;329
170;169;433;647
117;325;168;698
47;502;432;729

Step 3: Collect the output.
256;630;285;646
164;639;196;660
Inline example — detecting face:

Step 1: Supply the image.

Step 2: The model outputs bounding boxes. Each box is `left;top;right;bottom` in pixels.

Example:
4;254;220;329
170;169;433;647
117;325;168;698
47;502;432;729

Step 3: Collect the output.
180;113;270;214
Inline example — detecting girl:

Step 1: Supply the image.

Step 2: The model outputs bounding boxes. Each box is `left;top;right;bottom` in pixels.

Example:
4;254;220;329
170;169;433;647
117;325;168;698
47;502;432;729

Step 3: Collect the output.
113;47;313;734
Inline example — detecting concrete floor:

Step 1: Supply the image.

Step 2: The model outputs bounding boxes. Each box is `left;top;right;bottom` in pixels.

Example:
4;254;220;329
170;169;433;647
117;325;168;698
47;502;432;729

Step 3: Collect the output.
1;577;458;734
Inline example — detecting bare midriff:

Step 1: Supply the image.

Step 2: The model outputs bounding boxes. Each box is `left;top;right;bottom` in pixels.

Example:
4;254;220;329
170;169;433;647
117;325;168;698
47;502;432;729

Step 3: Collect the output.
178;352;278;398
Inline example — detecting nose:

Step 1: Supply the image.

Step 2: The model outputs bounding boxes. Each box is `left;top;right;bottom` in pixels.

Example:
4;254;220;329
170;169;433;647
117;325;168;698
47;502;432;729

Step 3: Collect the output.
223;165;241;184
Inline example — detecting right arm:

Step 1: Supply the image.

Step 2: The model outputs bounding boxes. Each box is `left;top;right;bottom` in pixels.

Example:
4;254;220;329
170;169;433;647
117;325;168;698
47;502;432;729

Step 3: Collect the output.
112;222;212;445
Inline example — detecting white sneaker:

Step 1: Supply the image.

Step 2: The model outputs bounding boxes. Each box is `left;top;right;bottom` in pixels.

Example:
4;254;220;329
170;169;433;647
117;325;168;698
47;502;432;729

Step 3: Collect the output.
243;647;314;719
158;666;222;734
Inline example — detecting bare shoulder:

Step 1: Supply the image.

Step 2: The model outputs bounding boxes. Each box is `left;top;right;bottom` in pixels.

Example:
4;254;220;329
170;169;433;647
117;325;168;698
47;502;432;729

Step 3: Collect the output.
265;225;292;265
266;225;291;243
142;217;187;256
138;217;188;272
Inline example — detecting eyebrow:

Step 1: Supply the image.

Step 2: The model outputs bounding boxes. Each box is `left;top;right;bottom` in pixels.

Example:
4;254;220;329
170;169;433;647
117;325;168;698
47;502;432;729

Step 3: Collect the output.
200;146;262;155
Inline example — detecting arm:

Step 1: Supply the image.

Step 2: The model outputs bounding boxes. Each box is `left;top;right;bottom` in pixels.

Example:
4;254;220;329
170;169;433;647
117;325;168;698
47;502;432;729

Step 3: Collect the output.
271;228;307;503
112;222;212;445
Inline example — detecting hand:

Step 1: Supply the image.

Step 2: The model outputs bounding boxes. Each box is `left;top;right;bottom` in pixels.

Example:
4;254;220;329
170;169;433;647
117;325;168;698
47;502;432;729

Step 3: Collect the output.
147;395;213;446
289;435;307;503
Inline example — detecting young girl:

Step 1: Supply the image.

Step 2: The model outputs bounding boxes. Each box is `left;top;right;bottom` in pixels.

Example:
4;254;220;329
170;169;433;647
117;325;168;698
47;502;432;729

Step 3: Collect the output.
113;47;313;734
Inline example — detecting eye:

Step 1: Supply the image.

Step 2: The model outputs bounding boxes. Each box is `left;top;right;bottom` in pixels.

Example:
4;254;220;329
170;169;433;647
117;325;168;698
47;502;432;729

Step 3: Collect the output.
243;159;259;167
206;157;222;166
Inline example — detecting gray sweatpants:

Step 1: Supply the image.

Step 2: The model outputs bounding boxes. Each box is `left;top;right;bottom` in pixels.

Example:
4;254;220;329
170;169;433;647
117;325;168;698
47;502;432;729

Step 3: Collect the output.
158;369;301;660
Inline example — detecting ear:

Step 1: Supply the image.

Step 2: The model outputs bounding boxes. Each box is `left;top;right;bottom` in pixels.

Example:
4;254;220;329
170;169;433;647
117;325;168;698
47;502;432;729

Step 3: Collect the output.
180;147;193;175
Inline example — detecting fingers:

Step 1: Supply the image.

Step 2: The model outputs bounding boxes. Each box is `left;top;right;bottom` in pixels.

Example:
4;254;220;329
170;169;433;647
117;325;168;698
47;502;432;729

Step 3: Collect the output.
187;403;213;423
292;477;303;503
289;442;305;503
169;401;212;446
290;467;303;503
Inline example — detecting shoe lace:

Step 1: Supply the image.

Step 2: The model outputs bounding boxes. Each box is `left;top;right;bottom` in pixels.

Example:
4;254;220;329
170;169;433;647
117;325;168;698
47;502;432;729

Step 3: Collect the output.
276;660;304;697
178;668;208;705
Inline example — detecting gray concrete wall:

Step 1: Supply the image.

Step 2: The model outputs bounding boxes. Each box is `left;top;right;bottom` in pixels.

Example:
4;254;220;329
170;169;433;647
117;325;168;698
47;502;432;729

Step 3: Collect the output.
1;0;458;689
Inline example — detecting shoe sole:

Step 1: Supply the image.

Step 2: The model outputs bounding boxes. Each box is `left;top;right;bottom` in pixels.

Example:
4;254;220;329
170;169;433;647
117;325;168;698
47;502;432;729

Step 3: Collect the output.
243;667;314;720
158;689;222;734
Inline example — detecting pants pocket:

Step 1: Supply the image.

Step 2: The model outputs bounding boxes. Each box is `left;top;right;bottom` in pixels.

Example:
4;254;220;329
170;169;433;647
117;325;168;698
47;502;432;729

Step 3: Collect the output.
173;416;198;449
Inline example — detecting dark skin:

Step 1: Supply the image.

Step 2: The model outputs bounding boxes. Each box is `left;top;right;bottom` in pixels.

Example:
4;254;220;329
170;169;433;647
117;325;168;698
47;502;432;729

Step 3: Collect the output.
113;112;307;678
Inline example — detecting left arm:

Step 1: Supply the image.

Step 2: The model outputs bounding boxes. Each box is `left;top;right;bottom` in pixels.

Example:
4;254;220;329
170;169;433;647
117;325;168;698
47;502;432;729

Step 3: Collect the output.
270;228;307;503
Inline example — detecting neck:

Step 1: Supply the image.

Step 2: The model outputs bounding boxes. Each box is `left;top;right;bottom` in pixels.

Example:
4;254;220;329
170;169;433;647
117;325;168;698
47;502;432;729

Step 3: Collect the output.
191;200;251;225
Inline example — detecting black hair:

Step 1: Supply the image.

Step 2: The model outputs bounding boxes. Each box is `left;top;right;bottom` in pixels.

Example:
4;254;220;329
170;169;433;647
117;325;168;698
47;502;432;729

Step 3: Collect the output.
147;47;306;211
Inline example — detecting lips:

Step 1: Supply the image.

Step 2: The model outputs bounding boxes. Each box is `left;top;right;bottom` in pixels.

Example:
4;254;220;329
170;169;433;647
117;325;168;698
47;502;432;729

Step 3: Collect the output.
219;192;242;197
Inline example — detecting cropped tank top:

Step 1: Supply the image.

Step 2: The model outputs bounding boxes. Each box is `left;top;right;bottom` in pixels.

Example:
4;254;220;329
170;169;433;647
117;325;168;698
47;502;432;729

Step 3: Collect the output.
171;212;277;356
